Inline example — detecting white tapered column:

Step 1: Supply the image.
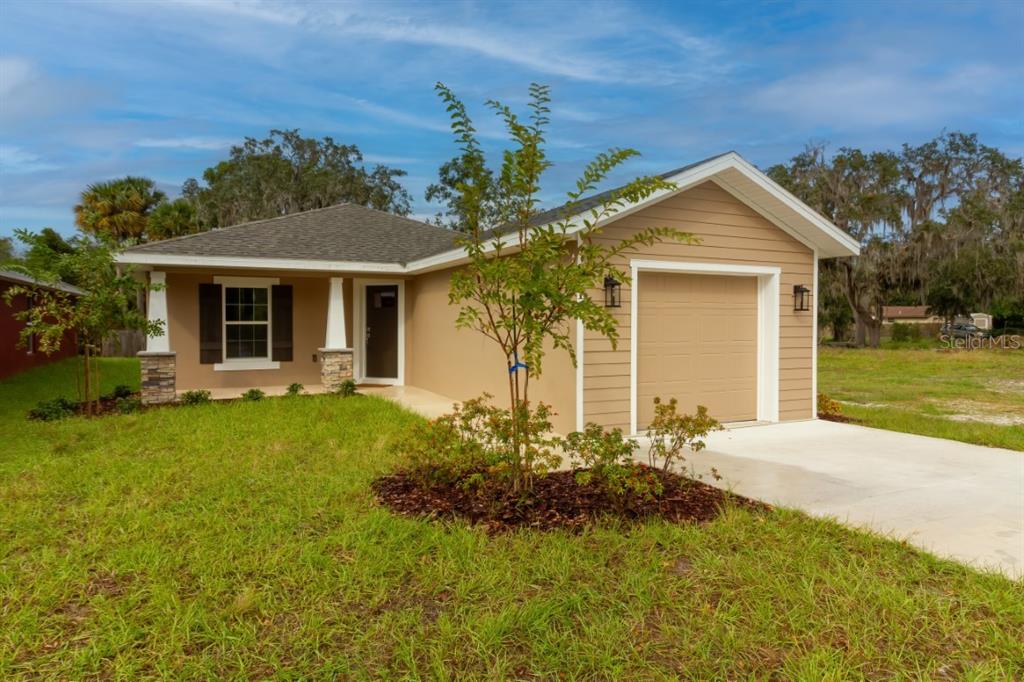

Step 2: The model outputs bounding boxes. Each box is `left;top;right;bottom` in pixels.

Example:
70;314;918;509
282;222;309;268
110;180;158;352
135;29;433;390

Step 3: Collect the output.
324;277;348;349
320;277;352;390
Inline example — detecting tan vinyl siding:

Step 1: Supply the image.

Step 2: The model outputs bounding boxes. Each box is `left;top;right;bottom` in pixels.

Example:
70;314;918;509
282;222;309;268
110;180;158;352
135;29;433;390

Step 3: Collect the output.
406;266;576;435
583;180;815;431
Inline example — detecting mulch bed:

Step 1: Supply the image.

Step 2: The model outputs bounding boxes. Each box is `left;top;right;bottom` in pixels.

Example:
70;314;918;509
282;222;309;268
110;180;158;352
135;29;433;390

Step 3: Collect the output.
372;466;769;533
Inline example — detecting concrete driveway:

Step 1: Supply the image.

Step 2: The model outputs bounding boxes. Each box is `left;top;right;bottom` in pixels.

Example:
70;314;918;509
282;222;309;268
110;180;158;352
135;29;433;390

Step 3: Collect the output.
677;420;1024;578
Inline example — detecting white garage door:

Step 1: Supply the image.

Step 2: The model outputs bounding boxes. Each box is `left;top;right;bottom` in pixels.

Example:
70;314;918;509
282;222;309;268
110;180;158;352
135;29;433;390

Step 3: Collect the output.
637;272;758;427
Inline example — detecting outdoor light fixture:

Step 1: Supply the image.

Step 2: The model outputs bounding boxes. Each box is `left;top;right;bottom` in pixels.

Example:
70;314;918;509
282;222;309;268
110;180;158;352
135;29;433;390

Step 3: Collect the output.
604;276;622;308
793;284;811;312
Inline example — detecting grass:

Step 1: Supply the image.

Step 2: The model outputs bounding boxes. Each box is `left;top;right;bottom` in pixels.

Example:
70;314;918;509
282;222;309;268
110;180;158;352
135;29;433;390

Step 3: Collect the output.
2;358;1023;679
819;346;1024;451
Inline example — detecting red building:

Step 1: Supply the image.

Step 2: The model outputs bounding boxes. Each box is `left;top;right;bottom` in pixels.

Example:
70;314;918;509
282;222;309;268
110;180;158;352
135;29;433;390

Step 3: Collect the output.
1;270;83;380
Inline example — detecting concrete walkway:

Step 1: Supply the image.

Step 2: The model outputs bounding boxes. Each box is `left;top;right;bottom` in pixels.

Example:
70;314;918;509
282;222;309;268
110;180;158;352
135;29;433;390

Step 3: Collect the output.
674;420;1024;578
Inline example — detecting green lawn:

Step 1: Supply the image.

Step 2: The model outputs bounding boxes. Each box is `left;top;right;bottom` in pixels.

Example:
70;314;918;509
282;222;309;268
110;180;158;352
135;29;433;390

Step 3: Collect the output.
2;359;1022;679
819;347;1024;451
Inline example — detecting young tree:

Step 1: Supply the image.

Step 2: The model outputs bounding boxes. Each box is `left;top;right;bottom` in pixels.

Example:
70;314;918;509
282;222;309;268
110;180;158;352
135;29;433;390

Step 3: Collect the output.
2;231;162;414
75;176;166;243
436;83;696;491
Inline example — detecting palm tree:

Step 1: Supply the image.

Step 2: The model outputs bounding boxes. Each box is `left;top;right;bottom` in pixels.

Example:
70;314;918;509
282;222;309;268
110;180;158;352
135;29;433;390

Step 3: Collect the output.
74;176;166;243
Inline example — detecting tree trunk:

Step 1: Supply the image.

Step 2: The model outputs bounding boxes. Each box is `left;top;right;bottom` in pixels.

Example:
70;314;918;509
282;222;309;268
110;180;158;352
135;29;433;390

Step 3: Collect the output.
854;314;867;347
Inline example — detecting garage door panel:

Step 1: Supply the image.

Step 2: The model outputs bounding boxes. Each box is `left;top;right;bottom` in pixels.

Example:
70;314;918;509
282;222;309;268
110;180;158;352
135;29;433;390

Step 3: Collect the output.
637;272;757;427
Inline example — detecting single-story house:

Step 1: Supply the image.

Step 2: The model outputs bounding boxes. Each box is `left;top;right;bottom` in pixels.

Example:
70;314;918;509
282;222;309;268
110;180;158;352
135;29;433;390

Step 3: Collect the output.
0;269;83;380
116;152;859;435
881;306;944;325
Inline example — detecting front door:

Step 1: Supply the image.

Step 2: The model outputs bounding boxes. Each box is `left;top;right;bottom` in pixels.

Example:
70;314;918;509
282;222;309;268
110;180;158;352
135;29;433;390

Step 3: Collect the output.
364;285;399;379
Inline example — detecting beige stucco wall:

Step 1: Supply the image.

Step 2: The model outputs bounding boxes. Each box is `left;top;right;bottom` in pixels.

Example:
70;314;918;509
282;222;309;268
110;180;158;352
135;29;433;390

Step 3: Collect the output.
583;180;815;431
406;267;577;435
165;270;337;390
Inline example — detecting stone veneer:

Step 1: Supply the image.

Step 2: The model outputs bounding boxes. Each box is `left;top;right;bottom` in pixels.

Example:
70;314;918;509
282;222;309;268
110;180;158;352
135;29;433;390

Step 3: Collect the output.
319;348;354;391
138;351;177;405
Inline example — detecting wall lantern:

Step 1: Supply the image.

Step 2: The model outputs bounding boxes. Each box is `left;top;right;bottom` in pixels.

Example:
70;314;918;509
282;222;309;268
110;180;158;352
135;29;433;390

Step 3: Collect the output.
604;276;622;308
793;284;811;312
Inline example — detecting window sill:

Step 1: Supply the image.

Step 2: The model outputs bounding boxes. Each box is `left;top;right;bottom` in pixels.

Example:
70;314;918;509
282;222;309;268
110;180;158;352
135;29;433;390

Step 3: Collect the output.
214;360;281;372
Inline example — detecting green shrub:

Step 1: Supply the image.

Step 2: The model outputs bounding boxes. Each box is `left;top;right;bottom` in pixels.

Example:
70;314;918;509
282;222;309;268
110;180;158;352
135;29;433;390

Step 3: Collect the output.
179;389;212;406
104;384;135;400
28;397;79;421
891;322;922;343
559;423;659;506
645;398;722;472
115;396;142;414
286;382;304;396
400;394;559;490
242;388;265;402
336;379;358;397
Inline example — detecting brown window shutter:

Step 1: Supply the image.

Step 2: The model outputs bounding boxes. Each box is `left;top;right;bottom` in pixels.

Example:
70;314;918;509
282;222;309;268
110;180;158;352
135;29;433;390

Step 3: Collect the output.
271;284;293;362
198;283;222;364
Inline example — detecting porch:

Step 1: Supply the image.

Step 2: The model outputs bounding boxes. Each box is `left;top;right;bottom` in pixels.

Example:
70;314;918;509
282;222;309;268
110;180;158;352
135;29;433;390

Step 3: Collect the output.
139;270;408;405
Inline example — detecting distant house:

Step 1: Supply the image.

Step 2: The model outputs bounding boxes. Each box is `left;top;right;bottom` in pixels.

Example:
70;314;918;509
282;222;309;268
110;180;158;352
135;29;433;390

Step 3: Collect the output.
881;306;943;325
0;270;83;380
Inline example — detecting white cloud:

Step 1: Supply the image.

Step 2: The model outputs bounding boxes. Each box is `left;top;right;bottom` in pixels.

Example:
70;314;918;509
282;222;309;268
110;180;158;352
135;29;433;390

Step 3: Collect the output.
0;145;60;173
135;136;235;150
749;61;1016;128
0;57;34;97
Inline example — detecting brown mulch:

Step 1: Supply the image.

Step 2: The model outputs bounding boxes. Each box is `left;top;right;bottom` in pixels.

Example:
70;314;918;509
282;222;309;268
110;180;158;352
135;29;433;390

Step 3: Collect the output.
372;466;769;533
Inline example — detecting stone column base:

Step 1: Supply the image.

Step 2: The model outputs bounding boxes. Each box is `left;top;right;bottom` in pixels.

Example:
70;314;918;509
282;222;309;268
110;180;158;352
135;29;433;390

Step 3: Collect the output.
139;351;177;405
319;348;354;391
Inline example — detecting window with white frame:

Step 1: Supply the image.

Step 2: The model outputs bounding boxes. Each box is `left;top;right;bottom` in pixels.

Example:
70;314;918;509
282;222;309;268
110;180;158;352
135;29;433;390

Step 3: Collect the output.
224;286;269;359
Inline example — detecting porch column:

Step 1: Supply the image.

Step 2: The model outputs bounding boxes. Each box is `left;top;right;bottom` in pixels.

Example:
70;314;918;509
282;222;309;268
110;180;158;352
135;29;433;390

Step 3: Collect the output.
319;277;353;391
324;277;348;349
138;270;176;404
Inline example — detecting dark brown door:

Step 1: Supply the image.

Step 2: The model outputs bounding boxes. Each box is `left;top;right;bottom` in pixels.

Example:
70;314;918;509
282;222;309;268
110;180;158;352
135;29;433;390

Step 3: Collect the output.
365;285;399;379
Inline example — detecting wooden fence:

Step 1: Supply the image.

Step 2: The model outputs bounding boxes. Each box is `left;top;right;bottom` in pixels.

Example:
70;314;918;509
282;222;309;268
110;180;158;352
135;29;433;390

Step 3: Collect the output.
101;330;145;357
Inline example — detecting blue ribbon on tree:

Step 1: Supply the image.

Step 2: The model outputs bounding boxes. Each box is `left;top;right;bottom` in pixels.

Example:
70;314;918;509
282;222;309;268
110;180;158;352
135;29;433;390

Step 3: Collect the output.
508;352;529;374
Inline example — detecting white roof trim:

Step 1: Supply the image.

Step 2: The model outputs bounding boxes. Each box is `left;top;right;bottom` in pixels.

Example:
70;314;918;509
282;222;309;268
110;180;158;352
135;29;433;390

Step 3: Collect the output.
116;152;859;273
115;252;406;273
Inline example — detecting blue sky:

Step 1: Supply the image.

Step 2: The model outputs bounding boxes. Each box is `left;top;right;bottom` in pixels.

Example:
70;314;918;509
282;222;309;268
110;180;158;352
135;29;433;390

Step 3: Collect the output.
1;0;1021;238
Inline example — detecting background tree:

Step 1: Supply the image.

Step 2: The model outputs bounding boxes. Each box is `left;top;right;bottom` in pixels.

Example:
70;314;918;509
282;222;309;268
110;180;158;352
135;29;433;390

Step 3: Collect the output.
769;133;1023;346
74;176;166;243
182;129;412;228
20;227;77;283
436;82;694;491
3;230;161;414
0;236;14;264
425;155;499;230
147;198;201;240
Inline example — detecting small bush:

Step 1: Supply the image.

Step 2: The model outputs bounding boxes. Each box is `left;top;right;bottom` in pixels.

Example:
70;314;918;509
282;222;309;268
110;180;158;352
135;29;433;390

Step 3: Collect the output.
115;396;142;414
286;382;304;396
890;322;922;343
817;392;843;419
242;388;265;402
559;423;659;506
645;398;722;472
104;384;135;400
400;394;559;490
179;389;212;406
336;379;358;397
28;397;78;421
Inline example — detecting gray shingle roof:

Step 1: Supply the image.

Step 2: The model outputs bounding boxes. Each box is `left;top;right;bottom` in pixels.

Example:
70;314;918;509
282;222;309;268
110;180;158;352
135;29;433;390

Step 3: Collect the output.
0;269;85;295
122;203;458;264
